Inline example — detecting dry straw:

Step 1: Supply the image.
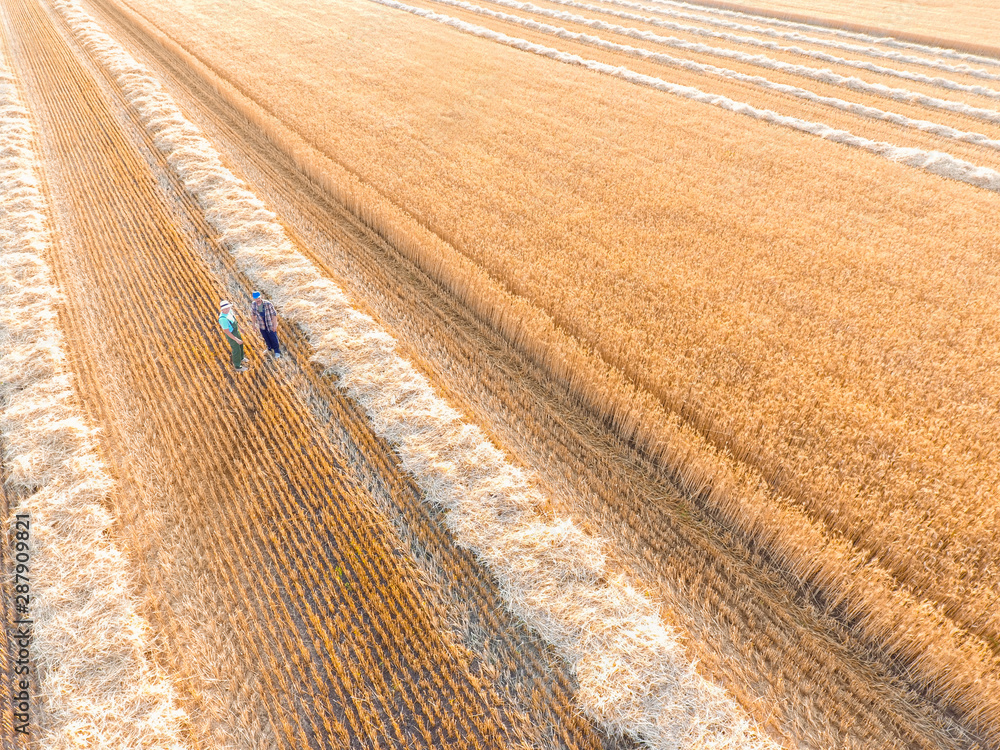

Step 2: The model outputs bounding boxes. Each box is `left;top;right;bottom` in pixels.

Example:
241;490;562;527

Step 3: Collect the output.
0;42;188;750
52;0;780;745
425;0;1000;147
72;0;1000;738
64;0;1000;741
641;0;1000;66
360;0;1000;186
577;0;1000;79
556;0;1000;98
355;3;1000;734
500;0;1000;112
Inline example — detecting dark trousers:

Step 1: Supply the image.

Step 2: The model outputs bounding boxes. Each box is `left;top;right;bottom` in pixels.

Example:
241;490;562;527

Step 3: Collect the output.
260;328;280;354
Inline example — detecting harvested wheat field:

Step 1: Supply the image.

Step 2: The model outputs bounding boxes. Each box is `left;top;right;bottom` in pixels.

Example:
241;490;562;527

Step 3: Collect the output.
695;0;1000;56
0;0;998;747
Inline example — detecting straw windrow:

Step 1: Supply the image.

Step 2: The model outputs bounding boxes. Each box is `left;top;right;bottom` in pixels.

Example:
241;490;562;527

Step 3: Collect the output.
363;0;1000;193
638;0;1000;67
0;38;188;750
421;0;1000;147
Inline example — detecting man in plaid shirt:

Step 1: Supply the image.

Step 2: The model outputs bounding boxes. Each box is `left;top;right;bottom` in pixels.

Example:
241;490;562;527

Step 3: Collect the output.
251;291;282;358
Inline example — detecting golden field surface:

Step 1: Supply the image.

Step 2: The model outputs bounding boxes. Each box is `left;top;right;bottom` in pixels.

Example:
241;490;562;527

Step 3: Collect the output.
0;0;545;746
714;0;1000;54
2;0;1000;747
107;0;1000;733
0;0;633;747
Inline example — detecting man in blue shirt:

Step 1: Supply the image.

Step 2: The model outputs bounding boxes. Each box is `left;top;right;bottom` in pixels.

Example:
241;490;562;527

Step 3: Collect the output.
218;300;247;372
251;291;281;358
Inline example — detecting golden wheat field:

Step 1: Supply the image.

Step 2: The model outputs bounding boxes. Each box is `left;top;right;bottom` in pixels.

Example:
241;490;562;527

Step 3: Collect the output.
710;0;1000;54
1;0;998;747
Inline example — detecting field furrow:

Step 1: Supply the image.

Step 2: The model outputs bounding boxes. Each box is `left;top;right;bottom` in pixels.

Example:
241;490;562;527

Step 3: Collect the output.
579;8;1000;106
636;0;1000;66
0;19;195;746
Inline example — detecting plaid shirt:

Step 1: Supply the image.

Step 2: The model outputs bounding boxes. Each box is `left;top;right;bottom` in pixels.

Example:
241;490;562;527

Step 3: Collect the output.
252;299;278;332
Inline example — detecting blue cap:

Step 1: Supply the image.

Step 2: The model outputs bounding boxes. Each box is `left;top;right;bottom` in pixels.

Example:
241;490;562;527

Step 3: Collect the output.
252;291;261;299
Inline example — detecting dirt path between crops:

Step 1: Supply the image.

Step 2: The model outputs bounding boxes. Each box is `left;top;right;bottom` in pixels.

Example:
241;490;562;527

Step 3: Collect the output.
69;1;998;748
0;0;642;747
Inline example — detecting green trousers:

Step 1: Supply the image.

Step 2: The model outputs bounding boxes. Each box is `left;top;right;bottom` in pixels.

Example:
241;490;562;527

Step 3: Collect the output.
229;338;244;369
226;317;244;369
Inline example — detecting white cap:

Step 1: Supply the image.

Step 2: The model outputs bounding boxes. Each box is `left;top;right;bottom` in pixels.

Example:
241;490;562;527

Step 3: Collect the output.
220;300;231;310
